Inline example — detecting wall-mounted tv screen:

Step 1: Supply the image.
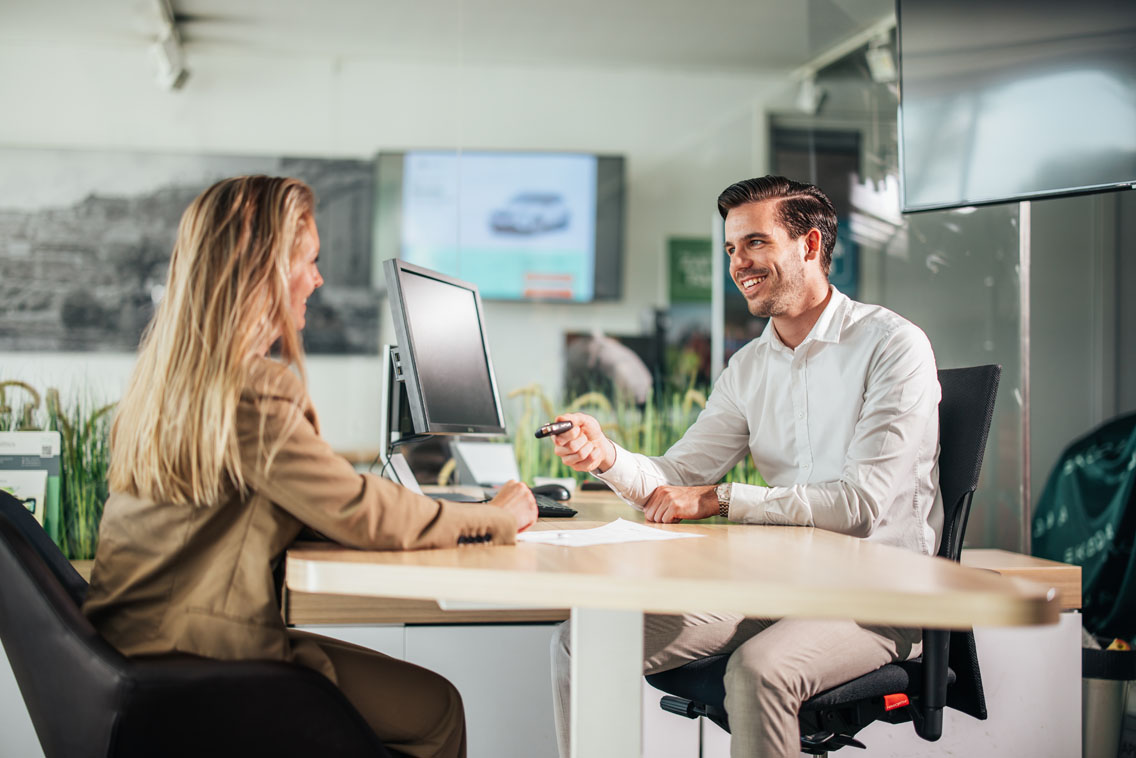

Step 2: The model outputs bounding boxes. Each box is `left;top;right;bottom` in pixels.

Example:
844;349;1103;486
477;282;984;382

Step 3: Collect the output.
898;0;1136;212
376;151;624;302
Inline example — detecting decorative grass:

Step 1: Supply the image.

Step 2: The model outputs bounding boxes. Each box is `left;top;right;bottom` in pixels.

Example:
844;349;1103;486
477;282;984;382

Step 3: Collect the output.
508;383;766;488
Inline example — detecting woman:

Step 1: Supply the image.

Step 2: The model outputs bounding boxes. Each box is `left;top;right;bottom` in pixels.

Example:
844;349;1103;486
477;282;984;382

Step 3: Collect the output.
83;175;536;758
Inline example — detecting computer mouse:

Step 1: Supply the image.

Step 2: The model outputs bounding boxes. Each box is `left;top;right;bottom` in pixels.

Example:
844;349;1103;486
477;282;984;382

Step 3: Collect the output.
531;483;572;501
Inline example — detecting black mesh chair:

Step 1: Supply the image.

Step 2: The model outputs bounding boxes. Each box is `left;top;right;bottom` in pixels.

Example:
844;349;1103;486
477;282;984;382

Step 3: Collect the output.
646;364;1001;754
0;490;397;758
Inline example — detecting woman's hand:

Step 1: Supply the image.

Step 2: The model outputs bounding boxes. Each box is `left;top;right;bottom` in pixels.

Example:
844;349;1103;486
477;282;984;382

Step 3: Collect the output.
551;413;617;473
490;480;538;533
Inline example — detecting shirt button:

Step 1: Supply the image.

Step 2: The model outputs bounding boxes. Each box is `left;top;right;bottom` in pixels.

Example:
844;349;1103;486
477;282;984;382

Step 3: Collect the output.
798;411;805;419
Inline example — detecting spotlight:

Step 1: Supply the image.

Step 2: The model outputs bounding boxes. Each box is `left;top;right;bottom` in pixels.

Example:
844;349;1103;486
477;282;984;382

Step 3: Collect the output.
149;0;188;91
865;40;896;84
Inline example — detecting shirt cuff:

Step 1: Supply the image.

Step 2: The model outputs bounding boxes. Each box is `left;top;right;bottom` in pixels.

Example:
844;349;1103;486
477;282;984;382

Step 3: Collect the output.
591;442;646;507
723;482;770;524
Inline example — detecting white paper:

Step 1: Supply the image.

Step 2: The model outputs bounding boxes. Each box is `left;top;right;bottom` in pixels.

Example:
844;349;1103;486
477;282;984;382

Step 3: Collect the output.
516;517;705;547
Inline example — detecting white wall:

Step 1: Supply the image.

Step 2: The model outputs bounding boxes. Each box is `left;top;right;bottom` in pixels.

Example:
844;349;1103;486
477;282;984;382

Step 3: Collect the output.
0;40;783;449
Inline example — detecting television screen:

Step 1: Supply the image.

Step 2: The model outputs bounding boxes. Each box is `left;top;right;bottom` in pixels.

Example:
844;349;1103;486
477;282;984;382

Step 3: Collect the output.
376;151;624;302
898;0;1136;212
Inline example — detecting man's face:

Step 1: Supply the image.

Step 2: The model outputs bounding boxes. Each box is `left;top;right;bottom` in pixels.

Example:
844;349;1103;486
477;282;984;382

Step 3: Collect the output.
724;200;809;319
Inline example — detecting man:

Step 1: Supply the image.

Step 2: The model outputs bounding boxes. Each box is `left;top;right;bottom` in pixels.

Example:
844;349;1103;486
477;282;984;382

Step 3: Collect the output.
549;176;941;758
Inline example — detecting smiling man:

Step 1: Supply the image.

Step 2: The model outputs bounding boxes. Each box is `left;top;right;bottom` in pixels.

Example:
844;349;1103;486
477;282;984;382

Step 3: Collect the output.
549;176;943;758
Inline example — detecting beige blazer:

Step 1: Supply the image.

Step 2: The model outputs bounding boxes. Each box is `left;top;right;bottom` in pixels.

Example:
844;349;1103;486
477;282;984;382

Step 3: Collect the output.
83;357;515;681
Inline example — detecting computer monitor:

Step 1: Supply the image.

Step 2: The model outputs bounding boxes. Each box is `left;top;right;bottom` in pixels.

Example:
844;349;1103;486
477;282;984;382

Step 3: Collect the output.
382;259;507;438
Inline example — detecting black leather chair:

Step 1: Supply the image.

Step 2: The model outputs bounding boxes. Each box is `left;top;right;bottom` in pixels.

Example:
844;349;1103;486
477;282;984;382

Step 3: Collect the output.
0;490;398;758
645;364;1001;754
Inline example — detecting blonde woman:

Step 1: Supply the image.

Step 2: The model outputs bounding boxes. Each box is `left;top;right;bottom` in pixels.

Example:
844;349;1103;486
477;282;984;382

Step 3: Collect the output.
83;175;537;758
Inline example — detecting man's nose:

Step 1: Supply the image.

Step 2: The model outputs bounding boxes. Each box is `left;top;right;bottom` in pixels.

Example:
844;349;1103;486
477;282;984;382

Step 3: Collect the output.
729;250;751;276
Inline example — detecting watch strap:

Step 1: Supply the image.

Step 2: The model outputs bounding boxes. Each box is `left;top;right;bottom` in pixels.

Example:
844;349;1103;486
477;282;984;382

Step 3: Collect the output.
716;482;732;519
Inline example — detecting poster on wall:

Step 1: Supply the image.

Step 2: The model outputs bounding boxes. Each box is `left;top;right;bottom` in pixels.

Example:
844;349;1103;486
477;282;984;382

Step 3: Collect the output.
0;149;380;354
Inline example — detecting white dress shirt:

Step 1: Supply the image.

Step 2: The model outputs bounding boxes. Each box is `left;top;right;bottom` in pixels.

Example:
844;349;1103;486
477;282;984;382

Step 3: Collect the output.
597;287;943;556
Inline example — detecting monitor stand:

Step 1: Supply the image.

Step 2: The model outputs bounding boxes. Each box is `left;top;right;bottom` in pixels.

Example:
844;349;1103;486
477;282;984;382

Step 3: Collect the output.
378;344;513;501
387;451;484;502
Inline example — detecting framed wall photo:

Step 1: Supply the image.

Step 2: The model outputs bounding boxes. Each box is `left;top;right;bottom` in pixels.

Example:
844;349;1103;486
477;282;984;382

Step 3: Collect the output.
0;149;380;355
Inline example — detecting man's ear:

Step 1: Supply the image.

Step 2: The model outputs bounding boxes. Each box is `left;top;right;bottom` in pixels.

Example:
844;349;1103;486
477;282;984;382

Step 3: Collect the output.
803;228;822;261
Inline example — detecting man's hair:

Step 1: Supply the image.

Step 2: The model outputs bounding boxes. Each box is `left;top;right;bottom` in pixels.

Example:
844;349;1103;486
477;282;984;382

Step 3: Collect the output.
717;175;837;275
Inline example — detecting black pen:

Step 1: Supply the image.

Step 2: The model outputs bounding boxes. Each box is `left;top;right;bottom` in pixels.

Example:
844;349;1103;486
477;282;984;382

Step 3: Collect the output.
535;421;574;439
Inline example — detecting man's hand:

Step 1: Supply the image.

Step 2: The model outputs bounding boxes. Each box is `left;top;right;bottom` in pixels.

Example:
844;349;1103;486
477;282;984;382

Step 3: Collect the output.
552;413;616;473
489;480;538;533
643;485;718;523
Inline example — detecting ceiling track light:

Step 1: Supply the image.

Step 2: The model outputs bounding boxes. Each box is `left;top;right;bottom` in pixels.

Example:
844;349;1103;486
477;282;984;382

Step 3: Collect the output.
149;0;189;91
865;33;897;84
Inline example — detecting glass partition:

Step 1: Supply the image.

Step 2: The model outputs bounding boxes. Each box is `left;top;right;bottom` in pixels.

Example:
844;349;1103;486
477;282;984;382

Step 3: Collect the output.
763;34;1026;550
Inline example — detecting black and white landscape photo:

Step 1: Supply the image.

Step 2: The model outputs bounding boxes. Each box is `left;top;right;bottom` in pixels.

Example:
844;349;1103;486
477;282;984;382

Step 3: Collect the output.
0;148;380;354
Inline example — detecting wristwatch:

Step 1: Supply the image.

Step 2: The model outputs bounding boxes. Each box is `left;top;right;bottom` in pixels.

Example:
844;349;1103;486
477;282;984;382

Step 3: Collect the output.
715;482;732;519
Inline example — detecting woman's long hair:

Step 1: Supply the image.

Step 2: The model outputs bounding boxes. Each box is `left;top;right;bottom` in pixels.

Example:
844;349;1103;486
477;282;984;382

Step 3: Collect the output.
108;176;315;505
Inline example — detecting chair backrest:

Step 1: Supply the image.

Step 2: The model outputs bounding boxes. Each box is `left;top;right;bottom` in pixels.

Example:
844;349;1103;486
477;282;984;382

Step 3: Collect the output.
0;491;127;757
0;490;89;603
935;365;1001;562
932;365;1000;724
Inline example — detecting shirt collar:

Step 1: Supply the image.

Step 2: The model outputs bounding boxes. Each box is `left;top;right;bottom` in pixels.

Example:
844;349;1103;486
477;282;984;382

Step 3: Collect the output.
756;285;848;352
809;285;848;345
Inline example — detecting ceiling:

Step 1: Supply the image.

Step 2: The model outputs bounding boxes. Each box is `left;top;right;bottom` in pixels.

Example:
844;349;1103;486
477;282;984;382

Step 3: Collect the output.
1;0;892;73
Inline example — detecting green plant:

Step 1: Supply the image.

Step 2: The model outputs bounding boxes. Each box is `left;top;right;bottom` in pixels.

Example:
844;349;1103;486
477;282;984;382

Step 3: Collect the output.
508;383;766;488
0;380;43;431
46;390;113;560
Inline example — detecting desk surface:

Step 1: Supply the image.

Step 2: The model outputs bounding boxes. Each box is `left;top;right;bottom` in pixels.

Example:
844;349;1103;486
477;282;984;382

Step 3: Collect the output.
287;493;1060;630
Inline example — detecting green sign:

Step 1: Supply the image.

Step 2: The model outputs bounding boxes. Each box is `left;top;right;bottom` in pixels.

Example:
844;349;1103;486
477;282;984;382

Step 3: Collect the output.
668;237;712;303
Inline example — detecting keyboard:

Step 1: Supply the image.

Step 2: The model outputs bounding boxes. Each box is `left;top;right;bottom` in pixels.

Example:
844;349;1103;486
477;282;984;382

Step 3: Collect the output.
535;494;577;518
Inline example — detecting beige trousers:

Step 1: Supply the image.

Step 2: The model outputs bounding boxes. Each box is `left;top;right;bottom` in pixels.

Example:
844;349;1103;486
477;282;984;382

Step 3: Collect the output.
551;614;920;758
297;631;467;758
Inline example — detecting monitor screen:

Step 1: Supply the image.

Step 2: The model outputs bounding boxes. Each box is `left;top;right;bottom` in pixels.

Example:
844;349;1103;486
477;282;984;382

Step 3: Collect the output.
898;0;1136;212
376;150;624;302
383;259;507;436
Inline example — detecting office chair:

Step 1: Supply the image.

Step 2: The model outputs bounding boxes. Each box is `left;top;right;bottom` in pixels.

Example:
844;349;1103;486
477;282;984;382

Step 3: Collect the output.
646;364;1001;754
0;490;398;758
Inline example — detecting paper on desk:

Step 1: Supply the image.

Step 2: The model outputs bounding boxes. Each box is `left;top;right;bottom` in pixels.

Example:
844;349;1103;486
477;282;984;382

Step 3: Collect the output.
516;517;705;547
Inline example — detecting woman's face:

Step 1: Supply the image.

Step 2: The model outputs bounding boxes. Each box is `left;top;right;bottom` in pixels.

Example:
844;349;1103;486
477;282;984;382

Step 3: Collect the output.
288;217;323;331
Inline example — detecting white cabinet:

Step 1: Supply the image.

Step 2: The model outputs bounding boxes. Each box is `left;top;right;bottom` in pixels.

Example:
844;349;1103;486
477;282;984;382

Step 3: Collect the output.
300;623;562;758
406;625;560;758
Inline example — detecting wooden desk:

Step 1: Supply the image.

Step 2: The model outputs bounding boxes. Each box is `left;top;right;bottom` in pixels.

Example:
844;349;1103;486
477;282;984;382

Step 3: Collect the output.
286;495;1061;758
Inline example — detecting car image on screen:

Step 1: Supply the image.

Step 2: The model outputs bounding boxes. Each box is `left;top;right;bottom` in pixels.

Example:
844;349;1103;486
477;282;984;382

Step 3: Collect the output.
490;192;571;235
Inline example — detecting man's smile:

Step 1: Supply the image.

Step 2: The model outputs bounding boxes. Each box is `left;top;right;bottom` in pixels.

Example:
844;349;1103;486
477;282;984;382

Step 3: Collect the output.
738;271;769;293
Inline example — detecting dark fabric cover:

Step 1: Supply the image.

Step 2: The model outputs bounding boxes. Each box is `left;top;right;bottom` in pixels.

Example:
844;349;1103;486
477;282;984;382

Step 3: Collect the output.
646;365;1001;736
0;491;396;758
1032;411;1136;639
